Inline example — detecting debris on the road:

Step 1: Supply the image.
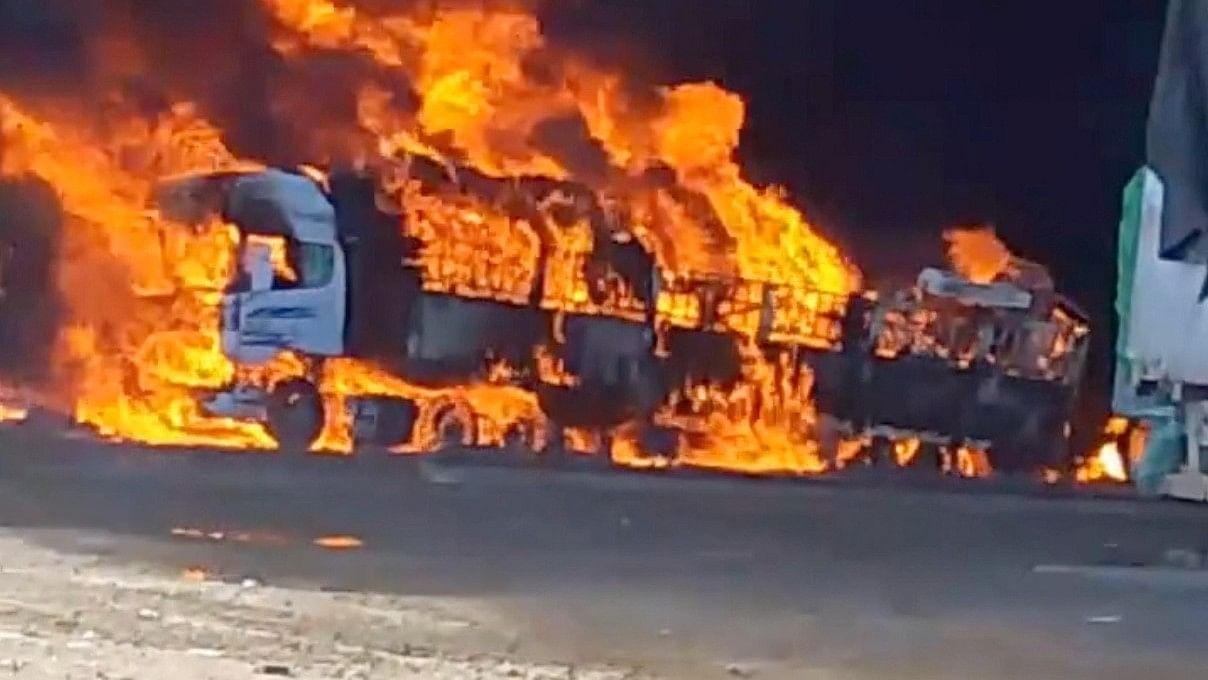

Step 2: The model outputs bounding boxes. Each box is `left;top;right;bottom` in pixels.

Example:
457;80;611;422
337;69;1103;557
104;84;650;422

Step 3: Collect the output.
258;663;293;676
136;608;160;621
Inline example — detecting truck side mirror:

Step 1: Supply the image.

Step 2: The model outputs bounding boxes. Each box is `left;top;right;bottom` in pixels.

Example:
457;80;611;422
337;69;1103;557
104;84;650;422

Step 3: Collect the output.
243;242;274;292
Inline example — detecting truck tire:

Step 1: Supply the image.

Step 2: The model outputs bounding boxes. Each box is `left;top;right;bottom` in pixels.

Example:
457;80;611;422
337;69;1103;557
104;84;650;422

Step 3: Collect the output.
266;379;325;452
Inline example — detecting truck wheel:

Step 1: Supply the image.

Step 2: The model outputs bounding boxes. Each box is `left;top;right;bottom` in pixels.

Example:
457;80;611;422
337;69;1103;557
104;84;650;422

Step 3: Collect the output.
433;401;476;449
267;379;325;452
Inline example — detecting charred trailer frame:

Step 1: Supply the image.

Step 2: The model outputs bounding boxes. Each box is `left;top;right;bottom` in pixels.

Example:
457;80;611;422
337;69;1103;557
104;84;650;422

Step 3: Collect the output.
811;269;1090;473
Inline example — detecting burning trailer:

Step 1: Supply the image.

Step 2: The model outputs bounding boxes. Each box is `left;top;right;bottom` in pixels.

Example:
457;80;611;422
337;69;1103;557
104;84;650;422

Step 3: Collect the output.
149;163;1089;475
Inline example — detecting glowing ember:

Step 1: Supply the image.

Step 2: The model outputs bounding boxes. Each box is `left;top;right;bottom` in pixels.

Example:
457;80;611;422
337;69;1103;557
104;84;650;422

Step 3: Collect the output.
314;535;364;550
893;438;922;468
182;567;211;582
953;446;994;479
0;403;28;424
1096;442;1128;482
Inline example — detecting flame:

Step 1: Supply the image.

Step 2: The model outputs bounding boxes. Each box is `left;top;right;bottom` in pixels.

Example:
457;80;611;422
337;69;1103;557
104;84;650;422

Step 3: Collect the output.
1076;417;1138;484
0;0;875;478
952;446;993;479
262;0;857;293
944;226;1011;284
1093;442;1129;482
0;403;28;424
0;95;279;448
246;234;298;284
641;340;830;475
893;437;922;467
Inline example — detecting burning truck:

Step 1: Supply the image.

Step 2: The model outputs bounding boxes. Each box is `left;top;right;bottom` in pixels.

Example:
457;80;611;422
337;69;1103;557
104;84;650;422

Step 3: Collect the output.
146;159;1089;474
0;1;1090;479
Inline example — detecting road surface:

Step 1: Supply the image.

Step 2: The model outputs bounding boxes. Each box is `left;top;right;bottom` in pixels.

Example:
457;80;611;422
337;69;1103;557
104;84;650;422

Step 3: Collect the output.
0;432;1205;678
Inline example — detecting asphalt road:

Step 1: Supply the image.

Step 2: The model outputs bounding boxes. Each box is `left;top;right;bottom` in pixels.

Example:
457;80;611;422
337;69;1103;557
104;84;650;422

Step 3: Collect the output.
0;433;1207;679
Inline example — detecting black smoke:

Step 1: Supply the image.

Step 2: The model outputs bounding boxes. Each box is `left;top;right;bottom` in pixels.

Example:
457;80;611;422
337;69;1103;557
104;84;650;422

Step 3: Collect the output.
0;0;421;166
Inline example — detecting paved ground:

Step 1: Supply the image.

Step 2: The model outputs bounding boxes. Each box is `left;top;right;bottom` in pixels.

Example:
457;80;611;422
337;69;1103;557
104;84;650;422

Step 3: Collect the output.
0;433;1205;678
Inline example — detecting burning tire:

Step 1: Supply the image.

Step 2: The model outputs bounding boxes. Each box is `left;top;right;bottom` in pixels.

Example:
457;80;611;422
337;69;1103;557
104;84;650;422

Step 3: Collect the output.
432;400;477;449
266;379;325;452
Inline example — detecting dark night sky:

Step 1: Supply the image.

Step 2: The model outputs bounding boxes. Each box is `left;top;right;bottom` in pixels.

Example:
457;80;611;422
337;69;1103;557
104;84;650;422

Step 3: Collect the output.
549;1;1170;423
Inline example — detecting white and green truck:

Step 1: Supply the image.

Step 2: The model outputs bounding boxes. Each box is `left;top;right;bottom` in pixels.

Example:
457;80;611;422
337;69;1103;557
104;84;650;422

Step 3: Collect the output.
1114;0;1208;500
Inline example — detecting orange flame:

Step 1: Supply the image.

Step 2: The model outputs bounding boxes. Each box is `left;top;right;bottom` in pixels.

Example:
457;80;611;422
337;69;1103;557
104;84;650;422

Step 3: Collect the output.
1076;417;1139;484
944;226;1012;284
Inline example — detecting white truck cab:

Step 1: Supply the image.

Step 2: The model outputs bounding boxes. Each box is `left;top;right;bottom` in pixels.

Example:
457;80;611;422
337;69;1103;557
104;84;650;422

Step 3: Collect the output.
161;169;349;365
220;171;347;365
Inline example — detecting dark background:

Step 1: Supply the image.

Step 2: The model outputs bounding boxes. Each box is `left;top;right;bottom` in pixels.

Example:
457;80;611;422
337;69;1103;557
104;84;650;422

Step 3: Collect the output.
547;0;1170;431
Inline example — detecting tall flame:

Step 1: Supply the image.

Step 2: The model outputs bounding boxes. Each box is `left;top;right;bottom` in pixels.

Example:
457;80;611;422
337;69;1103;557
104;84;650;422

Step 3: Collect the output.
262;0;857;293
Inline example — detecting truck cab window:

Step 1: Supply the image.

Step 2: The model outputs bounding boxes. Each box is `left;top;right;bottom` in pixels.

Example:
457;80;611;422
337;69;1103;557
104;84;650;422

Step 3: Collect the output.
227;237;333;292
291;242;334;289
